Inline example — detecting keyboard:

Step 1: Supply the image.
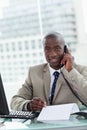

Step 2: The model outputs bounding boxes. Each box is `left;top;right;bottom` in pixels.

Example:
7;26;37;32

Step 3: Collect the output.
0;111;40;119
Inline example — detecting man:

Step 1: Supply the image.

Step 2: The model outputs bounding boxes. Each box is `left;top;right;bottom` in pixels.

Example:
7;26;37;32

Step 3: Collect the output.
10;32;87;112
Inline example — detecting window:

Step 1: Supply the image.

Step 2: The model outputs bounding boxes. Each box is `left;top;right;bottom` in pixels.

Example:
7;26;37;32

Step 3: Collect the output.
0;0;87;107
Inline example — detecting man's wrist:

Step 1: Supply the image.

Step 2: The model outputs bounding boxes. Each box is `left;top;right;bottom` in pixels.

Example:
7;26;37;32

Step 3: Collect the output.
23;101;31;111
27;101;32;111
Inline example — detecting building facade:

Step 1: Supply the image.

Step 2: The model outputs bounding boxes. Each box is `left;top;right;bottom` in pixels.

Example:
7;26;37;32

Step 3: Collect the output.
0;0;79;82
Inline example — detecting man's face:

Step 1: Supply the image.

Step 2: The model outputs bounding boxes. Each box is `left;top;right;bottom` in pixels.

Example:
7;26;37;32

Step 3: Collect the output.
44;37;64;70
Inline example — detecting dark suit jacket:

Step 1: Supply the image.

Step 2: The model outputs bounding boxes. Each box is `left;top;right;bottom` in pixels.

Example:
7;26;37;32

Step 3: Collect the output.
10;63;87;110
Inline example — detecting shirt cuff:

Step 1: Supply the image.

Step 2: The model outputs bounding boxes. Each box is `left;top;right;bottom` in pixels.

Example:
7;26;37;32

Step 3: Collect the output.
22;101;31;111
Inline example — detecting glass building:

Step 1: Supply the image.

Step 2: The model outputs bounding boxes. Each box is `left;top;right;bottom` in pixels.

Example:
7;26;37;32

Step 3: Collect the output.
0;0;78;82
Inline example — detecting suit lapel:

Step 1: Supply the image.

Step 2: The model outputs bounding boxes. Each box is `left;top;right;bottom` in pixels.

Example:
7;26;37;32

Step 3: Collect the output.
43;64;50;103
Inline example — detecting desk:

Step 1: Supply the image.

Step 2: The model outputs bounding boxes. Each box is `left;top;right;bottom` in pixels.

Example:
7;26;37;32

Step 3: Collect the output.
27;118;87;130
0;117;87;130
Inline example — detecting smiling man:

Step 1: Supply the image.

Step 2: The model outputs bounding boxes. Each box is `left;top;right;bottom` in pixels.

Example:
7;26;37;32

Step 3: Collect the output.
10;32;87;112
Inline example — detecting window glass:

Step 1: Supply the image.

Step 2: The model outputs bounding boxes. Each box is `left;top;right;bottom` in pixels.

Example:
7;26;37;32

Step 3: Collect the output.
0;0;87;106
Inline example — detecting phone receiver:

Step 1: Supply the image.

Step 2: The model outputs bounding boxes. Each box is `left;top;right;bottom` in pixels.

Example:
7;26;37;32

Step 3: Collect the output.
64;45;67;53
60;45;67;68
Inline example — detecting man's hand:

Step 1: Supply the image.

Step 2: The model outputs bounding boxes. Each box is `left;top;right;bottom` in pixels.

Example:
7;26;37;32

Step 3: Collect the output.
61;48;74;72
27;97;46;112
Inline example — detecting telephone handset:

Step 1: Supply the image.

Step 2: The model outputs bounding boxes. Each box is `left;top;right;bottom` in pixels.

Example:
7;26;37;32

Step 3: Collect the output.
64;45;67;54
60;45;67;68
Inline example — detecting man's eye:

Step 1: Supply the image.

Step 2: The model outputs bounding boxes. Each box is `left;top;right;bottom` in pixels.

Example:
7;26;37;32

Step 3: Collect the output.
55;48;58;51
45;48;50;51
55;48;61;52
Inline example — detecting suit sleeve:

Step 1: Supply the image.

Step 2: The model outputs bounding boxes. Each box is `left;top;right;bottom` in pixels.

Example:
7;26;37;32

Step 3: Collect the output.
10;67;33;111
61;65;87;105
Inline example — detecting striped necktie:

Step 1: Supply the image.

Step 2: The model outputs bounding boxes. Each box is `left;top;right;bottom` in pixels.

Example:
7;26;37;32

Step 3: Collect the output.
49;71;59;105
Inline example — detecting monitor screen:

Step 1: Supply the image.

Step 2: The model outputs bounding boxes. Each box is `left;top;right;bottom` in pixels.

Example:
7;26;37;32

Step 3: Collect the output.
0;74;9;115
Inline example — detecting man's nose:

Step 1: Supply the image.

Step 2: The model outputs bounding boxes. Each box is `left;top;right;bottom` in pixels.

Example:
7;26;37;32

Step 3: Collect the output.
50;50;57;57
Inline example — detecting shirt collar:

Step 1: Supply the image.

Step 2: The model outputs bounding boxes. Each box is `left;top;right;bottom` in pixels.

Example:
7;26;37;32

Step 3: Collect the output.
48;64;60;76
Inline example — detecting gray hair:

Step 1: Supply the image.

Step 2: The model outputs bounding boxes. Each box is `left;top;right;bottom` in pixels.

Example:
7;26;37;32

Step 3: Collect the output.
43;31;65;45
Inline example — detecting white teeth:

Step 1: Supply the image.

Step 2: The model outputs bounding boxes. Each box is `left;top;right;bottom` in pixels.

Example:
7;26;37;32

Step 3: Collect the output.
50;59;57;62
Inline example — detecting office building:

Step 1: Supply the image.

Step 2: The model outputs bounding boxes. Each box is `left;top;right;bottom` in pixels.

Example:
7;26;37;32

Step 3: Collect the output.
0;0;81;82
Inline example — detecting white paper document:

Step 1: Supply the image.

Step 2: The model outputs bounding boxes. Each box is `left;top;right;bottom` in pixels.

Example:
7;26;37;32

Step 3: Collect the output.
37;103;79;124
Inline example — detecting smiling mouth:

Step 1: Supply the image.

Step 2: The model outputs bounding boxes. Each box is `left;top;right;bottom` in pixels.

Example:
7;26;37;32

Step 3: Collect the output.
50;56;61;61
49;58;58;63
49;57;62;65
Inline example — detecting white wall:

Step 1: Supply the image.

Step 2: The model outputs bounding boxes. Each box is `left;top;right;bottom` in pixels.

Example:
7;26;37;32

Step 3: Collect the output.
74;43;87;65
3;81;22;110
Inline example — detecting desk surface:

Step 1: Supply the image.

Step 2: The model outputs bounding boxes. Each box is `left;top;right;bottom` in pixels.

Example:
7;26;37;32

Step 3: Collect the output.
27;119;87;130
0;117;87;130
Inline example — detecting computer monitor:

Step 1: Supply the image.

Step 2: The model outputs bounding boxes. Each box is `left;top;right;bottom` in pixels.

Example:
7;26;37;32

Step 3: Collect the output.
0;74;40;119
0;74;9;115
